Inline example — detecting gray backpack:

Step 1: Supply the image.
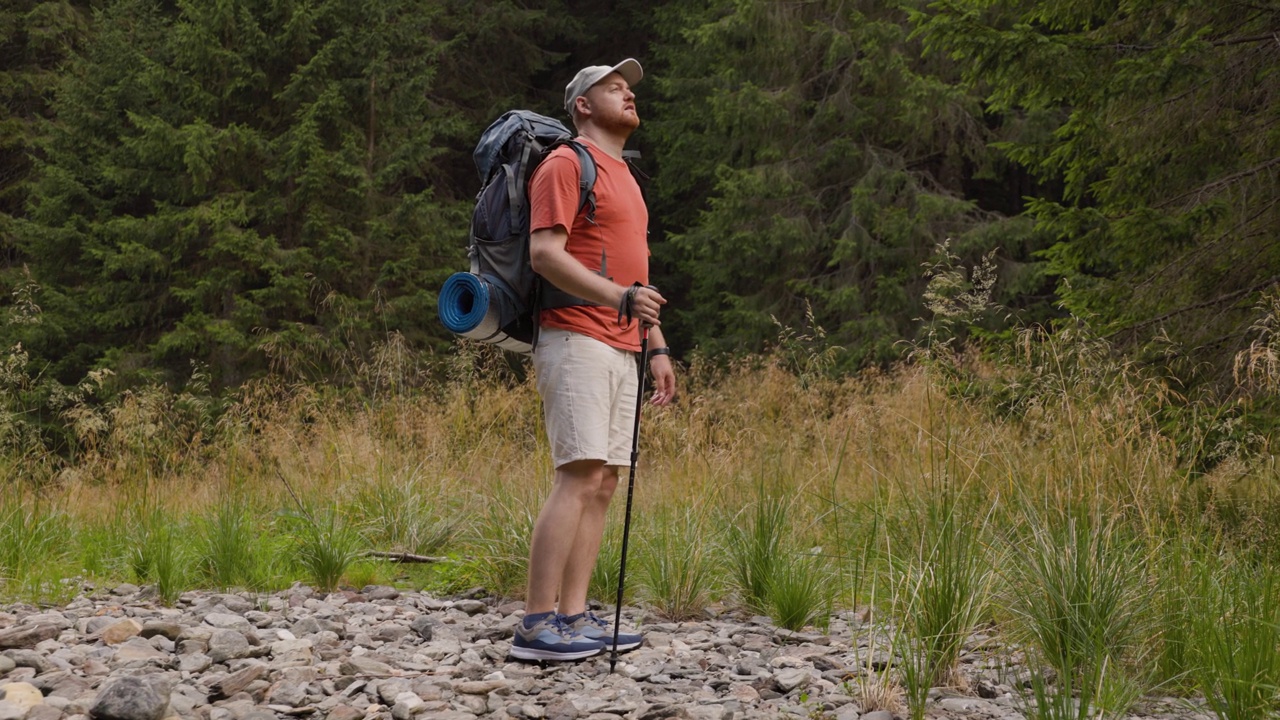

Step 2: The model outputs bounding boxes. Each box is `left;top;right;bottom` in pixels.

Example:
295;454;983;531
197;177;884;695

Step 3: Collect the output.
438;110;596;354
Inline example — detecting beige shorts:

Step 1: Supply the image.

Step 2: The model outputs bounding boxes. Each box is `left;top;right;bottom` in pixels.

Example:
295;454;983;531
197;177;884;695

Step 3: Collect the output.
533;327;639;469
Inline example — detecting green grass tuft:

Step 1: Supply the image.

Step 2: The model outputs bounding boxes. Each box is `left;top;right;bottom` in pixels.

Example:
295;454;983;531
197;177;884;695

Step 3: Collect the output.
286;506;365;592
638;507;720;621
1192;557;1280;720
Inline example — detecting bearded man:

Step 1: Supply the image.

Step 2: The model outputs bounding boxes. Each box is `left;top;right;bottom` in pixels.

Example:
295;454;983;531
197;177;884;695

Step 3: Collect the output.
510;58;678;661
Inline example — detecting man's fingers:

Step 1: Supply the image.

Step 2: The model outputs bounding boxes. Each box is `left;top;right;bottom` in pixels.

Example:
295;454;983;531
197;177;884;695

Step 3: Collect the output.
648;361;676;406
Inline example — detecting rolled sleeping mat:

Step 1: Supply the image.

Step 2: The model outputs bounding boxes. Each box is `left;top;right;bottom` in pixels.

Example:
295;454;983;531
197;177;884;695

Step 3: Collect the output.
438;272;533;354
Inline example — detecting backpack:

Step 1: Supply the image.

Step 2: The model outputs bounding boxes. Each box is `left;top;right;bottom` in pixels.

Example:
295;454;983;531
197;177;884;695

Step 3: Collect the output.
438;110;597;354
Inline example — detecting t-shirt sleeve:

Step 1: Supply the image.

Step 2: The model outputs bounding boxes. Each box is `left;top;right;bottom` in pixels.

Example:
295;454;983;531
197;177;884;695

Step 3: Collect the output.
528;151;581;234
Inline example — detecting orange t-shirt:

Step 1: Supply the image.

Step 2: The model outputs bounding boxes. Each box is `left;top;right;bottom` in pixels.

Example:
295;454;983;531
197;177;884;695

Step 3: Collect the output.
529;140;650;352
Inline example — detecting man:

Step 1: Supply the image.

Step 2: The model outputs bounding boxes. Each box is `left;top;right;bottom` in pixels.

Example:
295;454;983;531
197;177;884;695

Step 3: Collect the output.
510;58;678;661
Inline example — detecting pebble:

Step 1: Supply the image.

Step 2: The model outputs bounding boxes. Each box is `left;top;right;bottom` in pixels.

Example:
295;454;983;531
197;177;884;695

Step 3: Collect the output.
0;586;1222;720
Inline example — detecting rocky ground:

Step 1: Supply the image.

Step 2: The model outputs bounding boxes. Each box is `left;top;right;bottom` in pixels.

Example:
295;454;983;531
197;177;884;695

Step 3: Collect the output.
0;584;1216;720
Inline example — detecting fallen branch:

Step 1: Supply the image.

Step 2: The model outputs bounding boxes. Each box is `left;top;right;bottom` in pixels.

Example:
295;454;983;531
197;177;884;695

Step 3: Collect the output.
364;551;448;563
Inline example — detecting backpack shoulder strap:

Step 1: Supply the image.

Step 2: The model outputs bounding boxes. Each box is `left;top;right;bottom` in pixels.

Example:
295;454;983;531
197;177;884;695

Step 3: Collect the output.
536;139;603;312
547;138;598;223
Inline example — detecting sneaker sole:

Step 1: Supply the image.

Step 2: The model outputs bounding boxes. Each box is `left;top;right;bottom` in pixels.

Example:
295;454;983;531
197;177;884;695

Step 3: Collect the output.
596;637;641;652
509;645;604;661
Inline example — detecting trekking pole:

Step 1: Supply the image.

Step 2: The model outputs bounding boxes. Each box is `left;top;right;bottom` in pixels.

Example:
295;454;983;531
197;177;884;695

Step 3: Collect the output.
611;314;652;672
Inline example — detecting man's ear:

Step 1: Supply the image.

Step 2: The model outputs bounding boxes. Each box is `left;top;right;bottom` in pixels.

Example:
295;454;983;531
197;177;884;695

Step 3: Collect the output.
574;95;592;121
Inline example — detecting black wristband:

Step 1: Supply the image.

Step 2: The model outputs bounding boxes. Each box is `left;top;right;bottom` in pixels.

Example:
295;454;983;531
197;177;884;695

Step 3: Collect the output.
649;347;670;357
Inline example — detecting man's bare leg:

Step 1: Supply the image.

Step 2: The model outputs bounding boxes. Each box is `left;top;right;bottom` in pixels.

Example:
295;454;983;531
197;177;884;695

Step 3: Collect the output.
557;465;619;617
525;459;608;616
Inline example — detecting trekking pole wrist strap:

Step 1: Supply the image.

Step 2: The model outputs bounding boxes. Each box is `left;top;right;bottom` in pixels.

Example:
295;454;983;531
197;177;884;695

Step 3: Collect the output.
648;347;670;357
618;282;642;327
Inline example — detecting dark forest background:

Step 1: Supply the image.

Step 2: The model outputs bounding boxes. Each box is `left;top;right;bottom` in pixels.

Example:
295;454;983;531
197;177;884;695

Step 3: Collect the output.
2;0;1278;443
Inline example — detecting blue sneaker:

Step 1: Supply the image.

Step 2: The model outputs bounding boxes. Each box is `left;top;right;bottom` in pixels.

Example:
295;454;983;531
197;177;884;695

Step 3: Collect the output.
510;614;605;661
561;611;642;652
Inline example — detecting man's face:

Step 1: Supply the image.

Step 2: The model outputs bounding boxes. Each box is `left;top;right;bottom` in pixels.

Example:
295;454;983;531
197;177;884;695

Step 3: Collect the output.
581;72;639;131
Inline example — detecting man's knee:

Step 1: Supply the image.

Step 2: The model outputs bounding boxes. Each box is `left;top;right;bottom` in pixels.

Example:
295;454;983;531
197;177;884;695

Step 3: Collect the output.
555;461;619;505
556;459;608;490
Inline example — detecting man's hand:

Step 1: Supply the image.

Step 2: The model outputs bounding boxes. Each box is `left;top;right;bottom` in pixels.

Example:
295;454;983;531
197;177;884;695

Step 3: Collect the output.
648;353;676;405
624;285;666;327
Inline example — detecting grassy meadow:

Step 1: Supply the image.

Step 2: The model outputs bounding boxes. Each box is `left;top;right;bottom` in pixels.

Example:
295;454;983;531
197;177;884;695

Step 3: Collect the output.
3;326;1280;719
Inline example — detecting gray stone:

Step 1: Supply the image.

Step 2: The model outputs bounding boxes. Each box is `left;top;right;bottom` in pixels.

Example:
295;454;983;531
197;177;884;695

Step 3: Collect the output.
178;653;211;674
834;704;862;720
265;681;308;707
372;624;409;643
859;712;895;720
376;680;411;705
202;615;252;633
209;595;254;614
452;600;487;616
0;701;25;720
207;664;266;701
339;657;394;676
409;617;433;642
27;704;64;720
176;640;205;656
454;694;487;715
420;638;461;661
543;698;580;720
99;620;142;646
206;631;252;664
268;638;313;667
167;691;196;717
243;612;273;629
2;650;54;675
289;618;322;637
938;696;986;712
19;614;70;631
0;626;60;650
326;707;363;720
772;668;810;693
0;656;13;674
363;586;400;601
80;619;115;636
110;638;168;666
391;692;424;720
89;677;170;720
139;622;182;642
454;679;509;695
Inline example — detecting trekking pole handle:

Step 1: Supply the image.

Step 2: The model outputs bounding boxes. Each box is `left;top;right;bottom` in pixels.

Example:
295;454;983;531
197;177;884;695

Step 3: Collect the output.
640;284;659;329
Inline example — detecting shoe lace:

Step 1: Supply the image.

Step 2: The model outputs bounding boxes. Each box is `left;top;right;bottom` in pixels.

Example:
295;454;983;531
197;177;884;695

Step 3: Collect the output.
548;615;581;637
583;611;610;630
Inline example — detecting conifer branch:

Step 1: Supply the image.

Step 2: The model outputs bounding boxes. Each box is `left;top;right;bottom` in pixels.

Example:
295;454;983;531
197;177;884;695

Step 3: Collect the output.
1087;32;1279;52
1155;157;1280;210
1107;276;1280;338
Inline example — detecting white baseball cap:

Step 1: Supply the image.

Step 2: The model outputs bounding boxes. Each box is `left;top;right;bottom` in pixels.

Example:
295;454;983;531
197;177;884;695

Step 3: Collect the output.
564;58;644;116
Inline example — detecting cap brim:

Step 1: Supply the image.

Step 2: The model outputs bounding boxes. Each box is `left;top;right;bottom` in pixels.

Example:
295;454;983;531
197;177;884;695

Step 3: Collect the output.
608;58;643;88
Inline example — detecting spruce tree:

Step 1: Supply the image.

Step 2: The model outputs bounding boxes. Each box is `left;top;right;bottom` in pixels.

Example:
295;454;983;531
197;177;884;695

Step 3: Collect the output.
0;1;87;292
915;0;1280;382
15;0;557;387
647;0;1029;368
